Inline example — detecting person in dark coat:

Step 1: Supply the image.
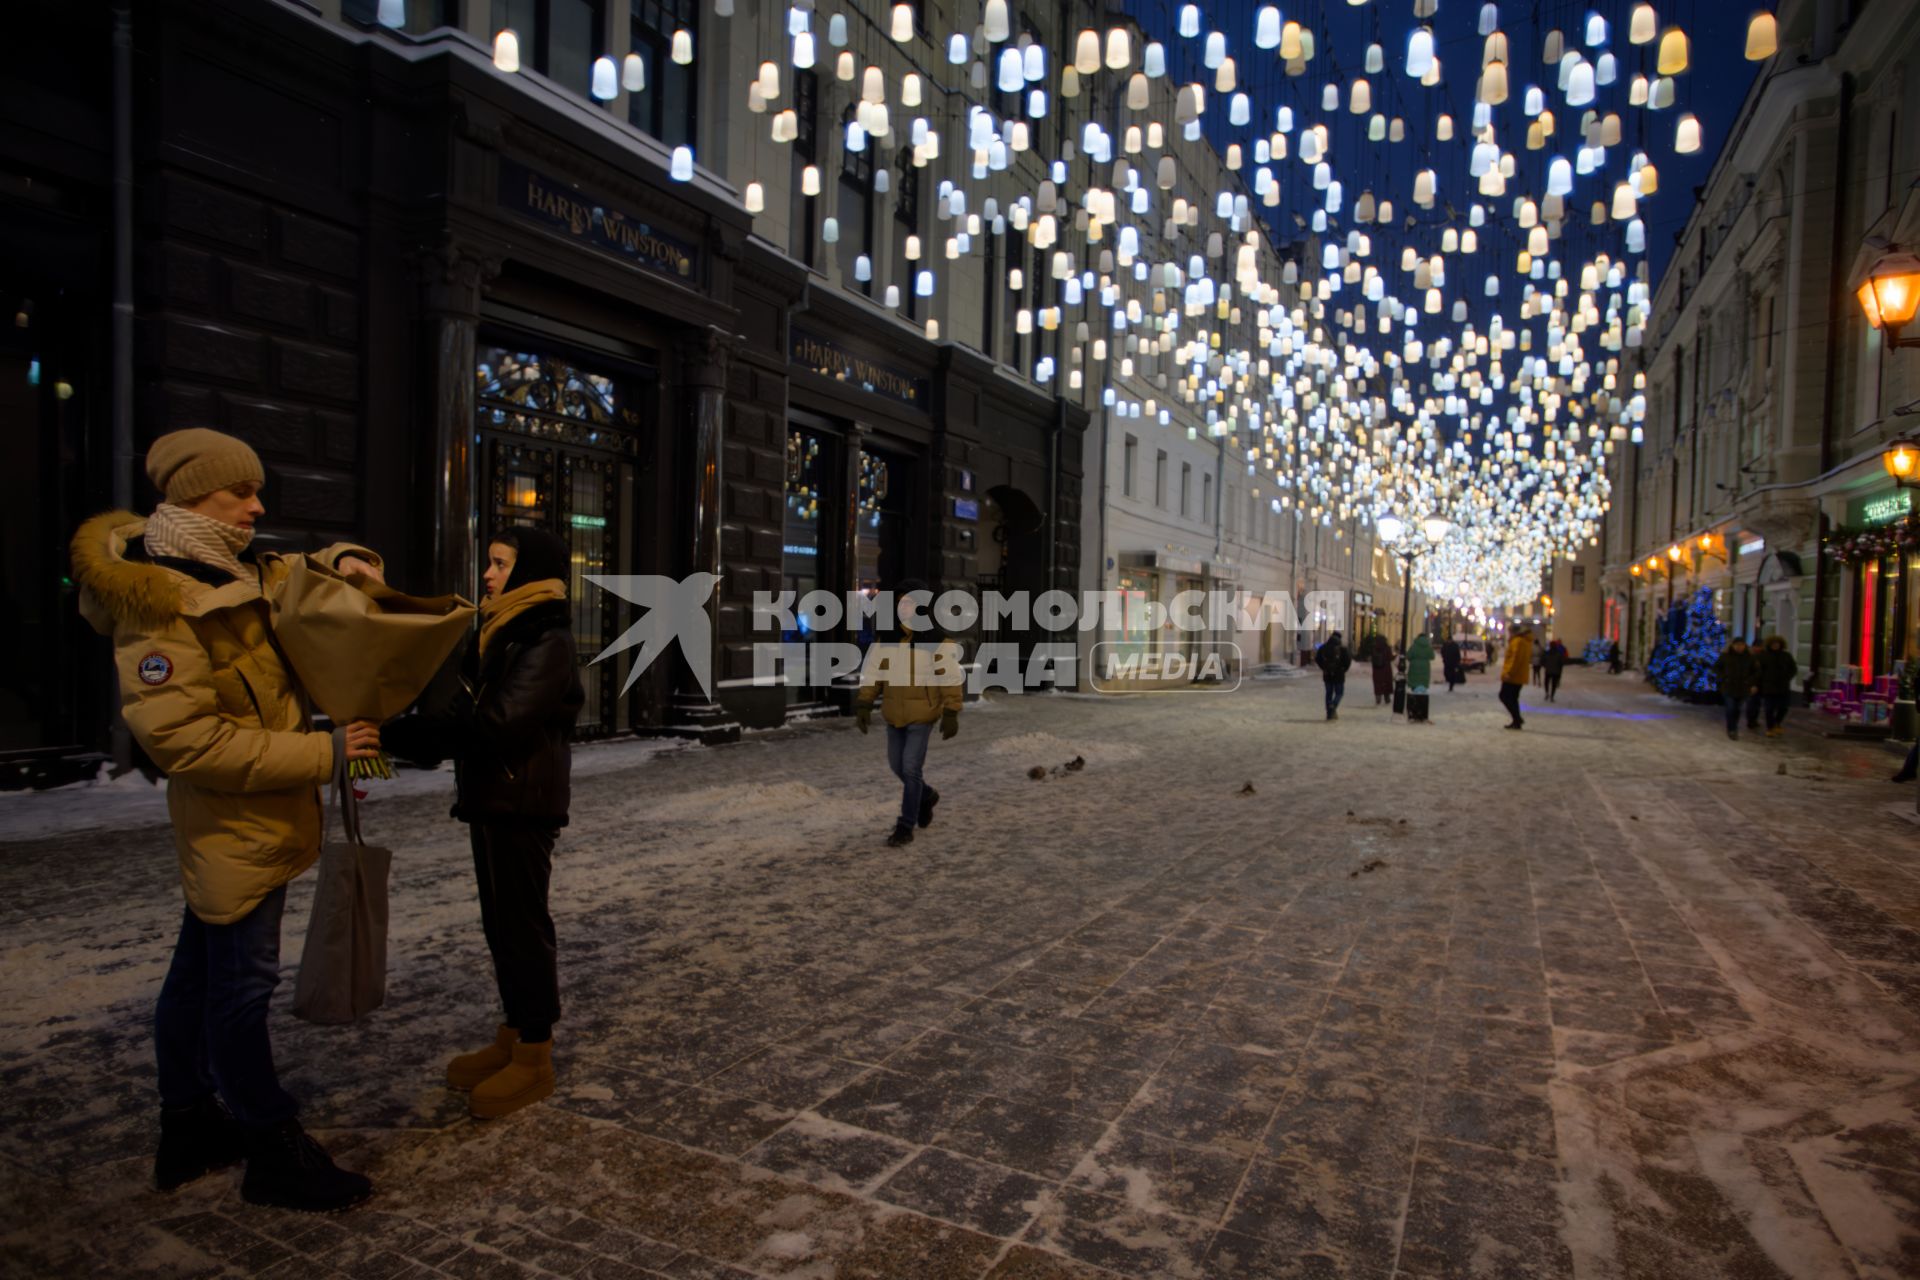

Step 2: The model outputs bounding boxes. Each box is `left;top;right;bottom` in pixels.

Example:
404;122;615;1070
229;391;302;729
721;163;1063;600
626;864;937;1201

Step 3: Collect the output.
1754;635;1798;737
1314;632;1353;721
1367;633;1395;704
1541;639;1568;702
1711;638;1759;740
386;527;584;1119
1441;638;1464;691
1607;639;1623;674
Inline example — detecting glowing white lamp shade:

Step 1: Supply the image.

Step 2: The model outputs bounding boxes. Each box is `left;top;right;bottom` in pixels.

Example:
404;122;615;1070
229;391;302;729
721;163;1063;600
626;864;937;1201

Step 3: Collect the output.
1255;6;1281;49
623;52;646;91
889;3;912;42
1674;113;1701;153
590;56;618;100
743;182;764;214
1630;4;1657;43
671;28;693;65
1406;28;1434;78
492;29;520;72
669;146;693;182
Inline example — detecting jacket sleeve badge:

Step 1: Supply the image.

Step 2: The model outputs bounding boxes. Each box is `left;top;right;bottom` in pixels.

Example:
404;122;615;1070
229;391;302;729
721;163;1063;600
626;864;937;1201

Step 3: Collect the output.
137;652;175;686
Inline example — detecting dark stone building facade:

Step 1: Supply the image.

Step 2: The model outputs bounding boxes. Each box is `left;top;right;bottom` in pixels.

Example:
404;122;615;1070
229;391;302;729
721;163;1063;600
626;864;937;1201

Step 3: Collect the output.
6;0;1084;776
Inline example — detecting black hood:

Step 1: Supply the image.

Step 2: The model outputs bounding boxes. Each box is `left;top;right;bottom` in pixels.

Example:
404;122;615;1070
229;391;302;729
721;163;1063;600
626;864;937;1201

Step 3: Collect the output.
500;527;572;591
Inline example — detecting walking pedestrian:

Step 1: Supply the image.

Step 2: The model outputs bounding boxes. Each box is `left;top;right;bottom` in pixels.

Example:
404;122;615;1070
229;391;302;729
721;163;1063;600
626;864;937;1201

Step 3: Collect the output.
1368;632;1395;706
1531;639;1545;688
1755;635;1798;737
70;429;385;1212
389;527;584;1119
1607;639;1623;674
1542;638;1568;702
1441;637;1464;691
1315;631;1353;720
1499;627;1533;730
855;580;962;847
1711;637;1760;740
1405;633;1435;723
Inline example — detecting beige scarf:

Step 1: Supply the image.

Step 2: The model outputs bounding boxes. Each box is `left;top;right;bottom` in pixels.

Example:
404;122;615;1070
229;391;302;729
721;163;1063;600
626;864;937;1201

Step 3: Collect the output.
143;503;255;581
479;578;568;659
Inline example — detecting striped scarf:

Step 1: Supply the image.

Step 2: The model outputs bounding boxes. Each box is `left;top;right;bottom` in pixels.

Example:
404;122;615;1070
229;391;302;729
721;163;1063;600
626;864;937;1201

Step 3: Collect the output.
143;503;255;582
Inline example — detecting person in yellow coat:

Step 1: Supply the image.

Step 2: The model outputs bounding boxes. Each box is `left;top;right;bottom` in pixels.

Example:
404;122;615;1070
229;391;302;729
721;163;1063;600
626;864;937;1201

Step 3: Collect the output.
854;579;963;847
71;429;385;1213
1499;626;1535;730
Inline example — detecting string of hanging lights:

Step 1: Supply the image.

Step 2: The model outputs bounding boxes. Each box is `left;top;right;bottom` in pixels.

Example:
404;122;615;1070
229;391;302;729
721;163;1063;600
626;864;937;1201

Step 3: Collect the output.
463;0;1760;608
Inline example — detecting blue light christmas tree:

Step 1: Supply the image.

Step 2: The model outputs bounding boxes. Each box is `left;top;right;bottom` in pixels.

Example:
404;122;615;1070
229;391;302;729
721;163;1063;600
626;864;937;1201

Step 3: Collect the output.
1647;587;1726;702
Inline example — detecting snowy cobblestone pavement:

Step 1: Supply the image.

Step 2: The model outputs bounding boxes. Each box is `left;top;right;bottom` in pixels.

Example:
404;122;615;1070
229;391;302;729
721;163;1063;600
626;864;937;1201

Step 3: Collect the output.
2;669;1918;1279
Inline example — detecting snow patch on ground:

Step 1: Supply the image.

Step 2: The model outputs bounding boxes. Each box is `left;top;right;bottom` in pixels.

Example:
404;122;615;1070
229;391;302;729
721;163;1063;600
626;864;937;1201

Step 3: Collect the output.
0;734;692;842
983;730;1145;766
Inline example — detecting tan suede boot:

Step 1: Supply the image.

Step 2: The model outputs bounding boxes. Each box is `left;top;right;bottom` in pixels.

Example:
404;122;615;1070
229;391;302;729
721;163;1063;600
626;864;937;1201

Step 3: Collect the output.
469;1039;555;1119
446;1025;518;1091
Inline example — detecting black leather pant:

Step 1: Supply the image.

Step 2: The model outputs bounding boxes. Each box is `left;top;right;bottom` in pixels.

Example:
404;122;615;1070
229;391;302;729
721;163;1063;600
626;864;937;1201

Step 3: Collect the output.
470;821;560;1038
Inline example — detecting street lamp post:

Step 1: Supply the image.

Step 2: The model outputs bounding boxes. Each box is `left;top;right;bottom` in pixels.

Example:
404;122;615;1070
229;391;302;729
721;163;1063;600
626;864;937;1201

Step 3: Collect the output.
1879;436;1920;814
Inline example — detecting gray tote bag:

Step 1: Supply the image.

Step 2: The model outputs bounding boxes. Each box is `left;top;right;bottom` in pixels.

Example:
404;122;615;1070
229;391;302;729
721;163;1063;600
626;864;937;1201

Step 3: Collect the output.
291;754;393;1025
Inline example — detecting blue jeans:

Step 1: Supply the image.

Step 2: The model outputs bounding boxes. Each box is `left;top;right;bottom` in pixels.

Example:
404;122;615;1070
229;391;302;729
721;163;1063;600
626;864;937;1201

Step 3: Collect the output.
1723;695;1745;732
1324;681;1345;716
886;721;935;829
154;885;298;1126
1763;693;1790;730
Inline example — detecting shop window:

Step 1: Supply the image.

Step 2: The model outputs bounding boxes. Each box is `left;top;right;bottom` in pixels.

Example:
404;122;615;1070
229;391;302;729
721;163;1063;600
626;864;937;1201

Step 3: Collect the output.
981;233;999;358
1180;462;1191;517
1202;473;1212;522
493;0;604;96
894;147;921;319
856;447;911;639
628;0;697;148
1123;434;1137;498
1154;450;1167;508
783;427;831;663
1114;568;1156;662
1571;565;1586;593
790;67;819;268
839;105;875;295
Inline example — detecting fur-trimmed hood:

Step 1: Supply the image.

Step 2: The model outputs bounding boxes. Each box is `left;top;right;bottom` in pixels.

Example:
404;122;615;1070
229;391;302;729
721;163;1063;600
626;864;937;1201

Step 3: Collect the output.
70;509;266;635
72;511;178;635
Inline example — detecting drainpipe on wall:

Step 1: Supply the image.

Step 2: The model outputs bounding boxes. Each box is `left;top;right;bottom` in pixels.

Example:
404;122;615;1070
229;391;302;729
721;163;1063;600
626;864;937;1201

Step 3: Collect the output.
110;0;135;772
1811;72;1853;692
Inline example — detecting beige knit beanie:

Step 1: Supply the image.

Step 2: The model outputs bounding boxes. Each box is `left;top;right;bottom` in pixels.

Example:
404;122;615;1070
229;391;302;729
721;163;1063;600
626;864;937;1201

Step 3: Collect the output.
145;429;265;504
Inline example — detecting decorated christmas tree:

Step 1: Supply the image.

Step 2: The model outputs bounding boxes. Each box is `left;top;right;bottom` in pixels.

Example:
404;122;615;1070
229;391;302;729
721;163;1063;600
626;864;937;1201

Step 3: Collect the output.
1583;637;1612;664
1647;587;1726;702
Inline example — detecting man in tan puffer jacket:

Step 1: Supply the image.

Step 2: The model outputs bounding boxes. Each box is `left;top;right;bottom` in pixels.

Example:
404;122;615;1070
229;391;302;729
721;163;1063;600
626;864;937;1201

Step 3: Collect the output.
854;579;964;847
71;428;384;1213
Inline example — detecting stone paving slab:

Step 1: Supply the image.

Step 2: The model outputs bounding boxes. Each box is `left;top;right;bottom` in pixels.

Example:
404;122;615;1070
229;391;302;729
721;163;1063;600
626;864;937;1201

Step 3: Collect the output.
0;669;1917;1278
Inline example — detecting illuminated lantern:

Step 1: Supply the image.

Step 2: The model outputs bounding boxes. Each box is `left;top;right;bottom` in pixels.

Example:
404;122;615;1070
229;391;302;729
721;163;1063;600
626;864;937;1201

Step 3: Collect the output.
1746;12;1778;60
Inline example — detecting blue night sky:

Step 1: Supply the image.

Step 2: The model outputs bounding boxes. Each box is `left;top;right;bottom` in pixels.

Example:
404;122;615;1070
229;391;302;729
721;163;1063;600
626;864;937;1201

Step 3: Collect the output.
1121;0;1758;333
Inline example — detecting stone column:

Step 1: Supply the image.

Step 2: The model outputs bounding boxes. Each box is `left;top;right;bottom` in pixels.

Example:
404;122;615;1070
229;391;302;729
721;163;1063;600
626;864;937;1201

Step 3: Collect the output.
672;325;741;742
418;243;499;601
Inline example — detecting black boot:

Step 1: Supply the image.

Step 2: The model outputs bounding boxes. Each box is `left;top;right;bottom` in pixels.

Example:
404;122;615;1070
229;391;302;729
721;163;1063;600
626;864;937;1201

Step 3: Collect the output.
917;787;940;829
155;1095;246;1192
885;823;915;847
241;1119;372;1213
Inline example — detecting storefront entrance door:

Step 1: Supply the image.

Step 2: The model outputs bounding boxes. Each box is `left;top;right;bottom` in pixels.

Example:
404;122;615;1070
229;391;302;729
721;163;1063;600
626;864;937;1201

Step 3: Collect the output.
476;342;649;736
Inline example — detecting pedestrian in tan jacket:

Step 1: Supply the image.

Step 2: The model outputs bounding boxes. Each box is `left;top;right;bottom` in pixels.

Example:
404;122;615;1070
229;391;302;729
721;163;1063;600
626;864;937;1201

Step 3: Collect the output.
854;579;963;847
71;428;384;1214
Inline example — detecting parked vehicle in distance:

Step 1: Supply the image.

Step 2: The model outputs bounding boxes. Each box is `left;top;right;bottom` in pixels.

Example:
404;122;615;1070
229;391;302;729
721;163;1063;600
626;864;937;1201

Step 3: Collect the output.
1454;637;1489;672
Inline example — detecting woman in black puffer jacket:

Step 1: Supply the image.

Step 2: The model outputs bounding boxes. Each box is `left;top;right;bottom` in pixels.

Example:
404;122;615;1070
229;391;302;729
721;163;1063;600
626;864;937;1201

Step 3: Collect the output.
388;526;583;1119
